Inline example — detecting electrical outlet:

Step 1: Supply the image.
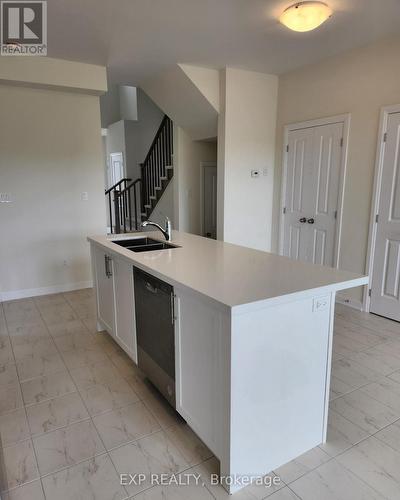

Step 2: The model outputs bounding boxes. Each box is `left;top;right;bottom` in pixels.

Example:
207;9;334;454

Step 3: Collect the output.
313;296;329;312
81;192;89;201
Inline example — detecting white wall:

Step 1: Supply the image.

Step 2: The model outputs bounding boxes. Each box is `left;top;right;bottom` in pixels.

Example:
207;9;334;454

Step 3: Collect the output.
218;68;278;251
142;65;218;140
105;120;127;187
174;127;218;235
0;84;106;300
274;36;400;305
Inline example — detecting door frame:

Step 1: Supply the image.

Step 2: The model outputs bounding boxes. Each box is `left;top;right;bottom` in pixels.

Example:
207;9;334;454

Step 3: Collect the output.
364;104;400;313
200;161;217;237
279;114;351;269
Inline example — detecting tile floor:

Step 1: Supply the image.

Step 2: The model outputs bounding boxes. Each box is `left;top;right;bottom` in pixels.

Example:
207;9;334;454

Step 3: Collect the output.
0;291;400;499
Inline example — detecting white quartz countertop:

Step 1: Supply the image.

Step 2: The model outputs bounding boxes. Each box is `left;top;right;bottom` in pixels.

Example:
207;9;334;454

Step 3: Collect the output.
88;231;368;311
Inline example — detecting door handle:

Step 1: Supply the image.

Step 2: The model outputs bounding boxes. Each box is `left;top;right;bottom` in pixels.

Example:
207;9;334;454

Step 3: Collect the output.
299;217;307;223
307;218;315;224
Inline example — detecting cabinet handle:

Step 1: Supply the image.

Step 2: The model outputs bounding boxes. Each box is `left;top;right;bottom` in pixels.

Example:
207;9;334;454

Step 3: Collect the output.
170;293;176;325
299;217;307;223
307;218;315;224
104;255;112;278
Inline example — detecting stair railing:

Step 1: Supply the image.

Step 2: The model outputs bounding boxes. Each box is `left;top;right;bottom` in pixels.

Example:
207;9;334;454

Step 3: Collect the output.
140;115;173;214
105;178;131;234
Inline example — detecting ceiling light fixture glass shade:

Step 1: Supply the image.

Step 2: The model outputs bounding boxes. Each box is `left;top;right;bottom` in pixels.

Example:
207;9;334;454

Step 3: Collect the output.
279;2;332;32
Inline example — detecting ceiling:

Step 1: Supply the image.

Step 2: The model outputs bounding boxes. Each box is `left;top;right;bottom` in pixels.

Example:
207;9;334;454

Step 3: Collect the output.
47;0;400;85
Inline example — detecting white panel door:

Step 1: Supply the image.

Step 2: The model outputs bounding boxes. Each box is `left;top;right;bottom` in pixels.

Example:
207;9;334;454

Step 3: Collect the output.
283;122;343;266
371;112;400;321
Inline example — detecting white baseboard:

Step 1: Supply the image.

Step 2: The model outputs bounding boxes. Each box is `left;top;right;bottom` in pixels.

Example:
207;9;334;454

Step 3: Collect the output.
336;293;363;312
0;281;93;302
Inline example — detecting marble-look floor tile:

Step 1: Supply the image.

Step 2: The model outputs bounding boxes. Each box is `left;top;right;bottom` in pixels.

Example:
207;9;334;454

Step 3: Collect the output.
331;358;382;389
387;370;400;384
2;480;45;500
143;391;185;430
132;482;215;500
319;409;369;457
337;436;400;499
92;401;160;450
0;337;14;366
8;323;49;342
82;316;100;333
290;458;385;500
0;364;19;387
69;360;122;390
0;383;24;416
61;345;109;370
2;439;39;490
165;424;213;466
334;321;383;348
0;408;30;446
274;447;330;484
33;420;105;475
332;334;369;358
109;350;139;379
39;304;78;326
329;376;357;401
110;430;189;496
330;389;399;434
192;456;284;499
16;351;65;382
69;300;96;320
372;339;400;359
21;370;77;406
26;392;89;436
46;319;89;337
374;419;400;453
12;337;57;362
125;372;158;400
349;348;400;376
266;488;301;500
54;331;97;352
33;293;66;308
80;380;140;416
41;454;127;500
360;377;400;413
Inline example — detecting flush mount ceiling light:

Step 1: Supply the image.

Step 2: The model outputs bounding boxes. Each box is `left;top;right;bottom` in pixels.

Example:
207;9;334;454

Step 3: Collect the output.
279;1;332;32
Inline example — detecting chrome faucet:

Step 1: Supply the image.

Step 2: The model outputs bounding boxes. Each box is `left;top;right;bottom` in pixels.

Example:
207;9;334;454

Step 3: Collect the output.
141;217;172;241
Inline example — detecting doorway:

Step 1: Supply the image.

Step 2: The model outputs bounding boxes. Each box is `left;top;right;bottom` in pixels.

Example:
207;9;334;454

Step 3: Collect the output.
108;152;125;190
201;162;217;239
367;106;400;322
279;115;350;267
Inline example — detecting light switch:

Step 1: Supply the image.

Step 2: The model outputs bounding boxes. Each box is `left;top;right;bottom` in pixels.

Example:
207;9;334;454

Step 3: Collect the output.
81;192;89;201
0;193;13;203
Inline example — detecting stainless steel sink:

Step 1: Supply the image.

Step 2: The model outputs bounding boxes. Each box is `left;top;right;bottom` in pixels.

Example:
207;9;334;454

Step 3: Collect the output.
111;237;178;252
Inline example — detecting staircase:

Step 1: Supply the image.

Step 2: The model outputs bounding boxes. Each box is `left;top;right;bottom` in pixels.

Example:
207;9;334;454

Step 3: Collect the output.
105;116;173;234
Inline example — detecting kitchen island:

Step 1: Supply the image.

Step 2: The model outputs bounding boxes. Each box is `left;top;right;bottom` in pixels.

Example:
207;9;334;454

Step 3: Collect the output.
88;230;368;494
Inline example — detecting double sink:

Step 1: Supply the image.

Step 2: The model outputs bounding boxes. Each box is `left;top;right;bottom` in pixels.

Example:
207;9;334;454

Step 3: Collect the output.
112;237;178;253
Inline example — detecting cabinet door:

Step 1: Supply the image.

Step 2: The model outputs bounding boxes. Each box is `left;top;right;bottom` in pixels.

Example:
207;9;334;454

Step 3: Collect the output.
113;258;137;363
94;247;115;334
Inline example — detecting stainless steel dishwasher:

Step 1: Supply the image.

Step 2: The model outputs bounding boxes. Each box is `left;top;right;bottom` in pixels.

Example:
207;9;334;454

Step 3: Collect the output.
133;267;175;407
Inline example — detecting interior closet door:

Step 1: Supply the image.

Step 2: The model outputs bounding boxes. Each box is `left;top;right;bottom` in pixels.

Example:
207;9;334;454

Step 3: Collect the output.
370;112;400;322
282;121;344;266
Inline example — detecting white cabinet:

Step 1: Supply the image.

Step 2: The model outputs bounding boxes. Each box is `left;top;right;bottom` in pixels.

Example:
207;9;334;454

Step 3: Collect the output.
93;246;115;334
113;257;137;363
92;243;137;363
